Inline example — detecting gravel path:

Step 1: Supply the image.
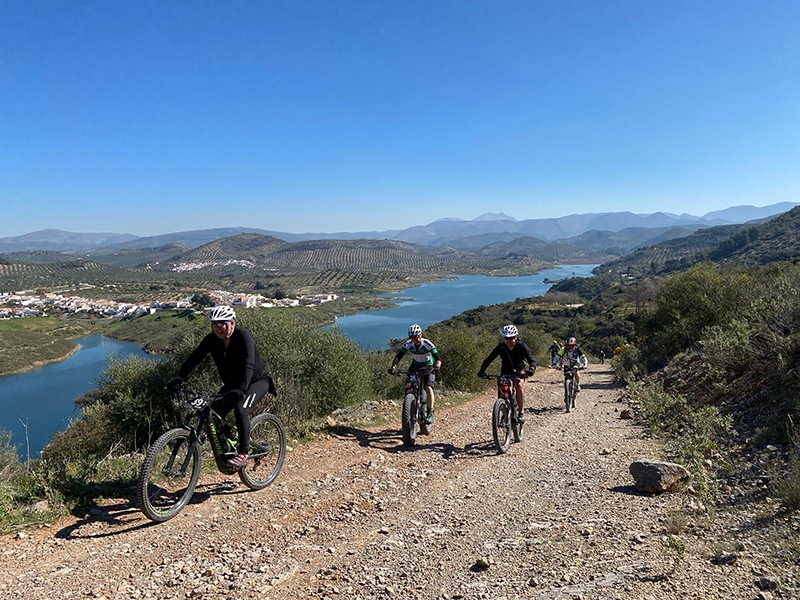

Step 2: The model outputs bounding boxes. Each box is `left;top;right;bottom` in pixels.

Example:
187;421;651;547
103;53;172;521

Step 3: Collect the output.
0;365;781;599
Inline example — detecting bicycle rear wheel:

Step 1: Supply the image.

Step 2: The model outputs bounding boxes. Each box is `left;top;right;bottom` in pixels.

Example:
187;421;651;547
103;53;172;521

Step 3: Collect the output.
239;413;286;490
492;398;512;454
137;428;201;523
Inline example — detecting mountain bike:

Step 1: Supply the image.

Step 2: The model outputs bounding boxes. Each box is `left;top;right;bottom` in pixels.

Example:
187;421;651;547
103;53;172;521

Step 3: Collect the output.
481;372;528;454
137;388;287;522
562;365;585;413
392;367;436;447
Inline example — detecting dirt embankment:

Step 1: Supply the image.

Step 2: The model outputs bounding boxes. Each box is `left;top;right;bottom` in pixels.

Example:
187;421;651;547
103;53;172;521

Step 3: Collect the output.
1;365;792;599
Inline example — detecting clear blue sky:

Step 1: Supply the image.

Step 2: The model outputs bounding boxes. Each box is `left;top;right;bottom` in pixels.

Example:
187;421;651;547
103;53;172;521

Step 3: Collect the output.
2;1;799;237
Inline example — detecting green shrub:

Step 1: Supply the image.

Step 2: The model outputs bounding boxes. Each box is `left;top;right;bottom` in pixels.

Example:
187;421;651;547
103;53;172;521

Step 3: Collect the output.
432;325;495;393
611;344;642;381
703;319;755;373
773;430;800;511
633;381;730;464
0;430;66;532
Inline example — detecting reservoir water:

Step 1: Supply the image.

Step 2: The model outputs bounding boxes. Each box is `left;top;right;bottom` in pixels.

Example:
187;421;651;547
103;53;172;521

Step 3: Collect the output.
331;264;598;349
1;264;596;458
0;334;155;459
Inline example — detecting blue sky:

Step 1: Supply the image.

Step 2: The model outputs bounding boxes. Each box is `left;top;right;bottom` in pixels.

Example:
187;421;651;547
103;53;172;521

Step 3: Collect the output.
1;1;799;237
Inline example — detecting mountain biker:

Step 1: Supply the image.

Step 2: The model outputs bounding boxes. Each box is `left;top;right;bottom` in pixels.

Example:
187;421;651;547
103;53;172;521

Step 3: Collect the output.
477;325;537;422
555;337;588;391
388;324;442;425
548;340;561;368
167;306;276;470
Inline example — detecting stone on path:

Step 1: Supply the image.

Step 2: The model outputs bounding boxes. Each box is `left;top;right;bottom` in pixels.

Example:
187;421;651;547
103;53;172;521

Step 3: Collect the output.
629;459;691;493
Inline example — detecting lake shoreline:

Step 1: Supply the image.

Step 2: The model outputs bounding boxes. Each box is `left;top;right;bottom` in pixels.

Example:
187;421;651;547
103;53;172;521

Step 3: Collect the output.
0;342;80;377
329;264;599;350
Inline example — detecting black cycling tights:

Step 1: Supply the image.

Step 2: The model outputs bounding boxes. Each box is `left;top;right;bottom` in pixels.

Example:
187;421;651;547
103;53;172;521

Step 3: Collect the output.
212;378;272;455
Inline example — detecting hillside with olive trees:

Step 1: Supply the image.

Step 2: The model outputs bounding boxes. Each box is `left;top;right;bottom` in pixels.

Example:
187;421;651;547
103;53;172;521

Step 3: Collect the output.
599;205;800;276
0;233;606;297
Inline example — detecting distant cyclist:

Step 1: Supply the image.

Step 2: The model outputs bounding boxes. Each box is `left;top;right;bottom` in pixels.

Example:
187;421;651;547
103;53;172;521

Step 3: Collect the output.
167;306;276;470
478;325;537;422
548;340;561;368
388;324;442;425
555;337;588;391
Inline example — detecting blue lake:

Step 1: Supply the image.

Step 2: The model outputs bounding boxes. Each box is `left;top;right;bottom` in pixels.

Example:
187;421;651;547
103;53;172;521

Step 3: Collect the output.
0;264;596;458
330;264;598;349
0;334;155;459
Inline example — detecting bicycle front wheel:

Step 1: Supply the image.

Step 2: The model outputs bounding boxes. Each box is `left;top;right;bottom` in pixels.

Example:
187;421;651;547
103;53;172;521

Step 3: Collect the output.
492;398;512;454
137;428;201;523
564;378;572;413
401;394;418;446
239;413;287;490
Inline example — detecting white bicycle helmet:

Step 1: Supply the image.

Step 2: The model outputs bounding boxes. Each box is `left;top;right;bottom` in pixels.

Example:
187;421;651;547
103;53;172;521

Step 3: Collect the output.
501;324;518;338
408;323;423;337
209;305;236;322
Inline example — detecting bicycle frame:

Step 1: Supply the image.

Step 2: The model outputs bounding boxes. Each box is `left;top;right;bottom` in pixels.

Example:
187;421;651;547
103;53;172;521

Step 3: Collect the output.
395;367;435;446
496;375;518;416
562;364;583;412
181;393;240;475
483;372;527;454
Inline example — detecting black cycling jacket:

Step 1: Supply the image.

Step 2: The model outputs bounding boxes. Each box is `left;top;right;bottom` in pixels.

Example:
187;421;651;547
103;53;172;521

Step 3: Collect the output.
178;326;274;399
480;340;537;375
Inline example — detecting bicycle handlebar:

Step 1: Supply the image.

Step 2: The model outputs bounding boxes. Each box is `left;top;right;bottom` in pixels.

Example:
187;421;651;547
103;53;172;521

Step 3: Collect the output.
479;371;531;380
391;366;438;376
173;388;224;411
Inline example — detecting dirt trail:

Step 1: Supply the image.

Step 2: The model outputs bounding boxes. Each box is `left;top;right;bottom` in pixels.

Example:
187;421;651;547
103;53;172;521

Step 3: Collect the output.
0;366;772;599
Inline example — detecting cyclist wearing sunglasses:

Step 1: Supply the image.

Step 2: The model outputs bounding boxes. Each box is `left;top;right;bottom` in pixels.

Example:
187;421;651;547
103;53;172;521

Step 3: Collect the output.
167;305;275;470
388;323;442;424
477;325;537;422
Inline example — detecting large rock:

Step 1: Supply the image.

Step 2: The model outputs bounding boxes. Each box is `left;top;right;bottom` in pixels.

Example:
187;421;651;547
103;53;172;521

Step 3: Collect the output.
629;459;692;493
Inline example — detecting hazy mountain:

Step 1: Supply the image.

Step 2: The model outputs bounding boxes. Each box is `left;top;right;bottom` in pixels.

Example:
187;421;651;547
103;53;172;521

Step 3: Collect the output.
555;225;709;255
0;229;140;252
702;202;800;223
475;235;608;263
2;202;796;255
473;212;517;221
599;205;800;275
391;210;731;246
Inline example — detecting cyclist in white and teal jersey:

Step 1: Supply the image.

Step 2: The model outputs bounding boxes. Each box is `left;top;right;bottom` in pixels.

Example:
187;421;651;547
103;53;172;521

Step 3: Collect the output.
388;324;442;424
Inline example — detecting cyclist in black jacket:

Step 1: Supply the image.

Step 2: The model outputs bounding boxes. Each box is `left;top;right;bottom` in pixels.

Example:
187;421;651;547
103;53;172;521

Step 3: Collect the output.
478;325;537;422
168;306;276;470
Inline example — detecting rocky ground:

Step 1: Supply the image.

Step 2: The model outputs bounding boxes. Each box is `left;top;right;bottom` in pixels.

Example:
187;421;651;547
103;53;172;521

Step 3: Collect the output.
1;365;796;599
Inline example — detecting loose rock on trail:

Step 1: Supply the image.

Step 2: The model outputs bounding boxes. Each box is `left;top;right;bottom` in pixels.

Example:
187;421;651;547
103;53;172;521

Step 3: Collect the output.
0;365;783;599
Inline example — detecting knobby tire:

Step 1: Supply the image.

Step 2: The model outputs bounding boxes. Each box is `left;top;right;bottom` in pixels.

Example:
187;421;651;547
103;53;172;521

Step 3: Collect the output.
512;410;524;443
137;428;201;523
492;398;512;454
419;390;432;436
402;394;417;446
565;377;572;413
239;413;287;490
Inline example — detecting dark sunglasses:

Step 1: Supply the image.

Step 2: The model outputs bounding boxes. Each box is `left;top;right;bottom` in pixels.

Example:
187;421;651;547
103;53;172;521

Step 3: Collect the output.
212;320;232;327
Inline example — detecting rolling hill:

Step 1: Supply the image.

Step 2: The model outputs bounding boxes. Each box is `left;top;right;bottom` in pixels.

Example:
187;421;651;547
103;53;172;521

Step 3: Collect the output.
599;206;800;275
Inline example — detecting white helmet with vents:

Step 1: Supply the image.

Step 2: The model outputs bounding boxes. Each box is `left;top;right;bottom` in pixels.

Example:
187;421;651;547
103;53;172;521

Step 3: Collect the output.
209;306;236;322
501;324;518;338
408;323;423;337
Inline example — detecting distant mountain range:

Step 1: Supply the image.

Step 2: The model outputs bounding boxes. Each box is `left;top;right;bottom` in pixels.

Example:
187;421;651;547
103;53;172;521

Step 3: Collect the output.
1;202;797;254
601;205;800;275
